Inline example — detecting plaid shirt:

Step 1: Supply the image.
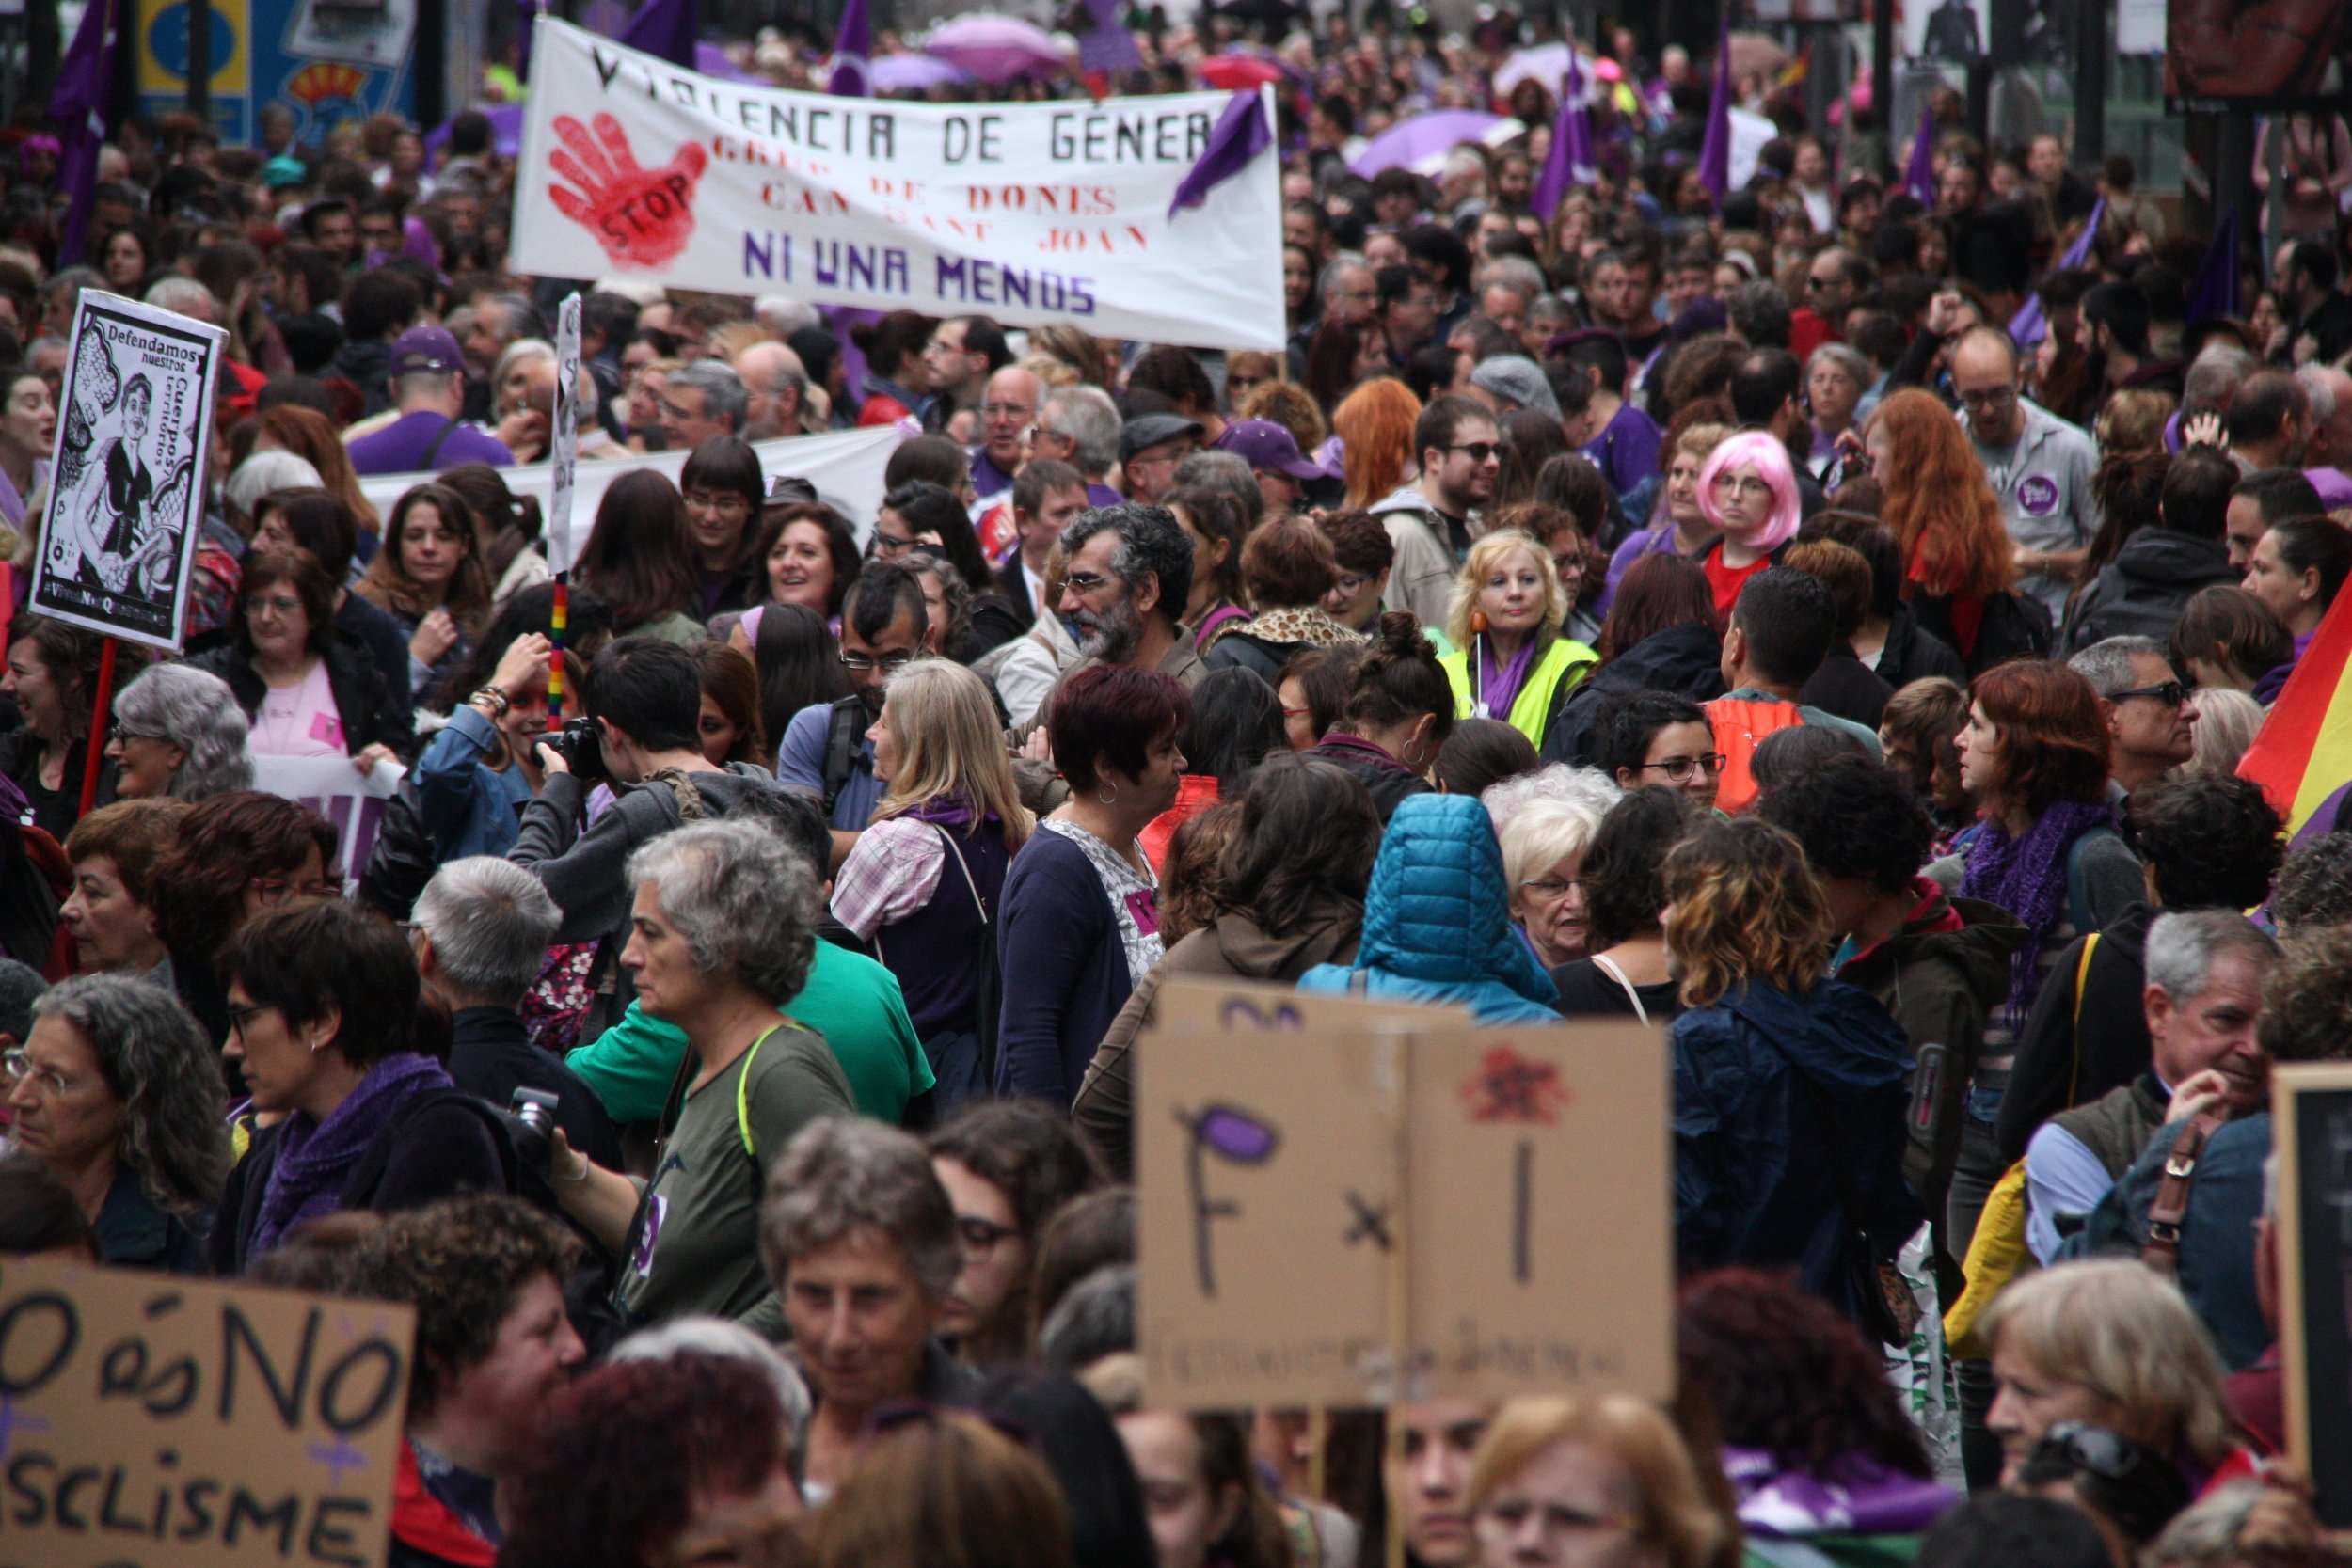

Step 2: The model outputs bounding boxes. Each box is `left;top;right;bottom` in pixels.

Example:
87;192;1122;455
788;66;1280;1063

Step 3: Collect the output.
831;816;949;940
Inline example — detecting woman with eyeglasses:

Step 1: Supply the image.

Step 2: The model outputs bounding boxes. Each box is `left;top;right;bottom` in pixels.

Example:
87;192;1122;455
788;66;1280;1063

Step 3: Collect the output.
1692;432;1804;617
149;791;340;1045
680;436;771;617
211;899;509;1275
1497;794;1609;971
4;974;229;1273
925;1101;1103;1368
1437;530;1597;755
0;615;114;839
190;550;412;771
105;662;255;801
1463;1395;1729;1568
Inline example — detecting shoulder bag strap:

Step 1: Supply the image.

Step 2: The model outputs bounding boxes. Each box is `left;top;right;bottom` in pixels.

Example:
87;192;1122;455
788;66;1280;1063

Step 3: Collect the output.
418;414;462;469
1589;952;1648;1025
934;826;1003;1087
2141;1108;2224;1278
2064;932;2099;1104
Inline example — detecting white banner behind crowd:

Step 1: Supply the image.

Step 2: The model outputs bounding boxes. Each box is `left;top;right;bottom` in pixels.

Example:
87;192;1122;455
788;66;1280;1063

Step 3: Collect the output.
510;20;1285;349
250;753;405;895
357;422;907;550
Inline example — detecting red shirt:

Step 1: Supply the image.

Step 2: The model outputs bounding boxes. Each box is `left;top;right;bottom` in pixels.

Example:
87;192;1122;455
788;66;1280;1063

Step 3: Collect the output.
1703;546;1774;616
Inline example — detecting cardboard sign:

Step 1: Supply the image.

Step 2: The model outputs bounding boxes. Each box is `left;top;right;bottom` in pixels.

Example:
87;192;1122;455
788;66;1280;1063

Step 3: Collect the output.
0;1253;414;1568
1148;977;1470;1038
509;20;1286;349
1138;1017;1673;1410
32;291;228;652
2273;1062;2352;1537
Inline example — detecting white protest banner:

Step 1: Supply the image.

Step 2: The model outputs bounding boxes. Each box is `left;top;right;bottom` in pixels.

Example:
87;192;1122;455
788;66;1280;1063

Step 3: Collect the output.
548;293;584;574
0;1252;414;1568
510;19;1285;350
250;753;405;896
33;291;228;652
358;422;907;549
1727;106;1777;193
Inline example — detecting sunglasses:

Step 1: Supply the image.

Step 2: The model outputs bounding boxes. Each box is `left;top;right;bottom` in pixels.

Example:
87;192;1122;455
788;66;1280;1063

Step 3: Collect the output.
2110;680;2186;708
1445;441;1509;464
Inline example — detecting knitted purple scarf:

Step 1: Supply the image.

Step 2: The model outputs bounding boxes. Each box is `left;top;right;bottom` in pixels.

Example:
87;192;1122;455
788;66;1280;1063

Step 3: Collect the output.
1957;797;2114;1022
253;1053;453;1256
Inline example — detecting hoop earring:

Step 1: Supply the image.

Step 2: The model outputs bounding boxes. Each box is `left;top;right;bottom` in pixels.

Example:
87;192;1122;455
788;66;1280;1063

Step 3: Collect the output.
1096;781;1120;805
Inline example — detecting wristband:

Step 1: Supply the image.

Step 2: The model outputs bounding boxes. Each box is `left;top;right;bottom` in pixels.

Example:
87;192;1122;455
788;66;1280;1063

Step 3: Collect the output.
469;686;511;718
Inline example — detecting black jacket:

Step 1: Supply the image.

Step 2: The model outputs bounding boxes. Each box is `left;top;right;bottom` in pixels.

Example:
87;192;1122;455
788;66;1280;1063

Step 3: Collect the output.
1995;899;2157;1164
1306;733;1430;823
1910;590;2051;675
1540;621;1727;767
1801;646;1896;730
191;631;417;761
1874;602;1969;692
2061;530;2236;653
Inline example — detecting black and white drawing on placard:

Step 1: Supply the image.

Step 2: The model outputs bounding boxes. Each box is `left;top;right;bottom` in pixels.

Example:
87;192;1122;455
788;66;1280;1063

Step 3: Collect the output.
31;290;227;650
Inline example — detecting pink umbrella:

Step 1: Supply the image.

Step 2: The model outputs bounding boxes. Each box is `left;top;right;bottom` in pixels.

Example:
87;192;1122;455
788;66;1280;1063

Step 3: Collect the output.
924;14;1068;85
873;52;973;91
1347;110;1518;177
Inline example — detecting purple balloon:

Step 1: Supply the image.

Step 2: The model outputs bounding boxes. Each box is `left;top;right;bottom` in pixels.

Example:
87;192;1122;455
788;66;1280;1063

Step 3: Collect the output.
1197;1104;1279;1164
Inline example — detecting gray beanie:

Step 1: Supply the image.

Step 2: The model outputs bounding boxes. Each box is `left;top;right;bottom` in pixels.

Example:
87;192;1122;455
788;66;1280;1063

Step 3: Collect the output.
1470;355;1561;420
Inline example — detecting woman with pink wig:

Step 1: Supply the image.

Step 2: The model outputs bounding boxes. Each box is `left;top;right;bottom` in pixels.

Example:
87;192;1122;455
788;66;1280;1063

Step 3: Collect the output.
1694;432;1804;615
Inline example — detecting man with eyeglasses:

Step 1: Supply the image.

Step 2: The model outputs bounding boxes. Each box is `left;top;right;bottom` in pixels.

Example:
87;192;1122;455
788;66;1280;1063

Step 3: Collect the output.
1372;395;1502;627
919;315;1009;435
772;564;938;856
971;365;1041;502
657;359;747;451
2069;636;2199;800
1790;247;1870;360
1952;325;2099;620
1035;502;1203;727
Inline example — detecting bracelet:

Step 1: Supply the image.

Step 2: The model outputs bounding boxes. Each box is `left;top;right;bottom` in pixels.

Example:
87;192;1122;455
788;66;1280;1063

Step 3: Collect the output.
469;686;511;718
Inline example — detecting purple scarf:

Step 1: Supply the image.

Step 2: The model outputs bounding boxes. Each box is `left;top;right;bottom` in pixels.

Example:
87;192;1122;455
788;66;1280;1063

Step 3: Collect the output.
1720;1448;1957;1538
253;1053;453;1255
1476;635;1541;721
1957;796;2114;1022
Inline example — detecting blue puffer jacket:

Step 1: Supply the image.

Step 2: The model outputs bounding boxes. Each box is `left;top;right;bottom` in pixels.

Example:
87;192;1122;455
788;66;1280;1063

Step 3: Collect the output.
1672;978;1921;1313
1297;794;1561;1024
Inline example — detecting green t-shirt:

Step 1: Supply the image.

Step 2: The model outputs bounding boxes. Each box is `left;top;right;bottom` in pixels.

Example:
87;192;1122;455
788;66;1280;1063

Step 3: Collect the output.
614;1022;854;1339
569;940;935;1125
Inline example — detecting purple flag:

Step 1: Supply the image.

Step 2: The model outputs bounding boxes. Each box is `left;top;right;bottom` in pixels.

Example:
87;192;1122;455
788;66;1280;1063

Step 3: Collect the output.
1903;101;1938;205
619;0;694;69
1079;0;1142;77
54;0;117;266
2185;206;2240;325
1695;8;1732;200
828;0;869;96
516;0;541;80
2009;196;2105;345
1168;88;1270;218
1531;48;1596;222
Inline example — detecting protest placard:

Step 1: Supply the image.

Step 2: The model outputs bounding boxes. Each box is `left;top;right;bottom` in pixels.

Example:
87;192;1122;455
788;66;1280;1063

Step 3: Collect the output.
30;290;228;652
1136;1016;1673;1411
0;1252;413;1568
509;20;1285;349
249;753;405;897
2273;1061;2352;1537
1148;976;1470;1037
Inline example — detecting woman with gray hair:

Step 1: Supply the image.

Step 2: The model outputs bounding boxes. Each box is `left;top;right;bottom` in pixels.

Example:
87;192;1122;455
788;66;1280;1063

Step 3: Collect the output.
547;818;854;1340
2;974;228;1272
756;1116;973;1495
1805;341;1873;479
107;662;256;800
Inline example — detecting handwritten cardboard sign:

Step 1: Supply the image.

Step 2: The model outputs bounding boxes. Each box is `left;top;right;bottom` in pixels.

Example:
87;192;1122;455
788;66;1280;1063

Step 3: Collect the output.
1137;1013;1673;1410
0;1254;414;1568
2273;1061;2352;1539
1147;977;1470;1039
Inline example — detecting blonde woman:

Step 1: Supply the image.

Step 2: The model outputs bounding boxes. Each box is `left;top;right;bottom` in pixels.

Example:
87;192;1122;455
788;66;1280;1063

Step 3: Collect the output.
1437;530;1597;753
831;658;1035;1109
1603;422;1730;611
1466;1395;1732;1568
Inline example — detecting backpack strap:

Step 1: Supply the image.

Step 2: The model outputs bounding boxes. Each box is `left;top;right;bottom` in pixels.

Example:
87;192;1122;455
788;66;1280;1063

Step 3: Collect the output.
819;695;867;816
2064;932;2099;1104
734;1024;782;1160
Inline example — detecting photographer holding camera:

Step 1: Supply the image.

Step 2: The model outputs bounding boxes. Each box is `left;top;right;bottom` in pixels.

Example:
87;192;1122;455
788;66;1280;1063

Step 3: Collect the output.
511;637;790;1042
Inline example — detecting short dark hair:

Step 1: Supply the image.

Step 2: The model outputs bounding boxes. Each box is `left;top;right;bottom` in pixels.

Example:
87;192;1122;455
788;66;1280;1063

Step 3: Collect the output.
843;560;928;644
1013;457;1085;519
1583;786;1697;948
1241;518;1338;608
2233;466;2326;526
1533;454;1612;538
2081;281;2152;357
1724;282;1792;351
261;489;359;581
1800;513;1904;619
2157;446;2235;541
1563;333;1629;394
1757;753;1931;895
1413;394;1493;471
1432;718;1537;798
1592;689;1710;782
1731;568;1836;687
1375;263;1422;311
1049;664;1190;795
1060;502;1194;631
1126;345;1216;414
678;435;764;512
1846;311;1907;371
230;901;419;1069
2269;515;2352;609
1402;224;1471;293
1316;509;1395;576
0;1156;97;1256
2123;777;2283;911
949;315;1011;372
1730;348;1803;428
1915;1490;2108;1568
2285;237;2339;294
927;1101;1103;1243
2225;370;2310;451
586;636;703;752
2169;586;2293;687
1178;671;1285;796
342;267;421;343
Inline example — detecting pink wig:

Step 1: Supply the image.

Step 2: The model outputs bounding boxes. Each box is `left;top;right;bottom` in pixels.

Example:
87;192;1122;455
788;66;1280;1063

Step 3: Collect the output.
1695;431;1802;552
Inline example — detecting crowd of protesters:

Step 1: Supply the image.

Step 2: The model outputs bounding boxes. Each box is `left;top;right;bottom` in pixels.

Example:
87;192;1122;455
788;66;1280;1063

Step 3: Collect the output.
1;5;2351;1568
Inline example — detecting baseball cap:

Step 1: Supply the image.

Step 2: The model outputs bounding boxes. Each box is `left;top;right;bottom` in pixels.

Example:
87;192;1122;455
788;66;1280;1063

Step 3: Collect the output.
1214;419;1321;480
1119;413;1204;464
389;325;464;376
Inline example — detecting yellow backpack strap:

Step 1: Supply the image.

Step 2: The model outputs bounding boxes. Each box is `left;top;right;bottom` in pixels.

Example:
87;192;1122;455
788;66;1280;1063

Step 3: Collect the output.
2065;932;2098;1104
735;1025;781;1160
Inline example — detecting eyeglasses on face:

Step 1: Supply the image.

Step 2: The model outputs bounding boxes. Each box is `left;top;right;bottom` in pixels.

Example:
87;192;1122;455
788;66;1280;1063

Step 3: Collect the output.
1642;752;1726;782
1444;441;1508;464
956;1215;1020;1253
1062;570;1118;594
3;1047;87;1097
838;649;920;674
246;875;340;906
225;1000;277;1041
1956;385;2018;410
1712;474;1772;499
1518;877;1584;901
246;594;304;618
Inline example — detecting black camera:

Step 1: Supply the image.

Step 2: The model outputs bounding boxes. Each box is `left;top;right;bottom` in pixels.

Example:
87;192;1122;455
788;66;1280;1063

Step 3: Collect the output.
544;715;608;783
505;1087;562;1174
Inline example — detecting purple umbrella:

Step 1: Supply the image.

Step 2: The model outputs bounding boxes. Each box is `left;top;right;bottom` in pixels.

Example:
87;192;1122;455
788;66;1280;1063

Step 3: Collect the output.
426;103;524;158
923;14;1067;85
1346;110;1516;178
695;41;765;83
872;51;973;91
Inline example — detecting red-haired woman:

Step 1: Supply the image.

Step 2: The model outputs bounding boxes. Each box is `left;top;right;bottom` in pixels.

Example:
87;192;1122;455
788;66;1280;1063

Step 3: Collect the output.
1945;660;2142;1259
1867;388;2052;673
996;665;1189;1106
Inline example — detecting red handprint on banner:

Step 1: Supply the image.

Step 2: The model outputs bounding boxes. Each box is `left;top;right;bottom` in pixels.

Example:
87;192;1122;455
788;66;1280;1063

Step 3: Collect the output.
546;113;708;271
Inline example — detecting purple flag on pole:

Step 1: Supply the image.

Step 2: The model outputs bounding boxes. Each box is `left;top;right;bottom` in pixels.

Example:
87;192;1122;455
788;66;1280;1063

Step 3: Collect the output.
1168;89;1270;217
1695;8;1732;200
516;0;541;80
828;0;870;96
54;0;117;266
1080;0;1142;77
2185;206;2240;325
1532;48;1596;222
620;0;695;69
1903;102;1938;205
2009;197;2105;345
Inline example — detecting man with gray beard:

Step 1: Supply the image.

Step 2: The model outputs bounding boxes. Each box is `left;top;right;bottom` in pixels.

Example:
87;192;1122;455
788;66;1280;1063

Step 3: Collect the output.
1039;503;1206;724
